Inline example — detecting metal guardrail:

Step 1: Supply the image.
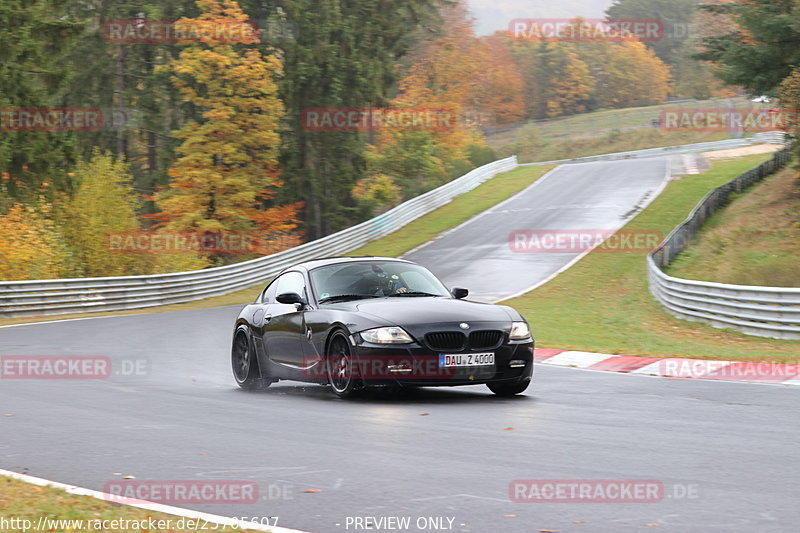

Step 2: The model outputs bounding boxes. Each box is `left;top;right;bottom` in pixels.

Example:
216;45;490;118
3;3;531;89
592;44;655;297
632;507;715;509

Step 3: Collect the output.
0;157;518;318
520;139;748;166
751;131;789;144
520;131;792;167
648;146;799;340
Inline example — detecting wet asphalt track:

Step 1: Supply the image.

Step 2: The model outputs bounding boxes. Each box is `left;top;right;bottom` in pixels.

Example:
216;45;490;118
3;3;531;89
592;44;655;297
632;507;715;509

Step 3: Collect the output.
1;157;799;533
405;157;669;301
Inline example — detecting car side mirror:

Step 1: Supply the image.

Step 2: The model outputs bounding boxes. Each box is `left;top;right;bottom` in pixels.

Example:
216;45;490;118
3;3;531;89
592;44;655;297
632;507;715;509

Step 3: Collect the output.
451;287;469;299
276;292;307;308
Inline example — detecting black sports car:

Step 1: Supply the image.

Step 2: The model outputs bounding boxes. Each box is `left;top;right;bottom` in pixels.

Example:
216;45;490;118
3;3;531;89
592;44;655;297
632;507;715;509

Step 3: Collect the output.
231;257;534;397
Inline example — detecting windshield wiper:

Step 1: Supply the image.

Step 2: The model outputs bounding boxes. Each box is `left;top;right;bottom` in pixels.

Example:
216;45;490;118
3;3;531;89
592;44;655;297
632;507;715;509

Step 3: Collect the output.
318;294;380;304
391;291;441;297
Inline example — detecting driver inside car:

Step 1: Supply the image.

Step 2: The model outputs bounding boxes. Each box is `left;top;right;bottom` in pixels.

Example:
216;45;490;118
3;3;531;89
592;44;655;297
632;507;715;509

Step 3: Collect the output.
351;271;408;296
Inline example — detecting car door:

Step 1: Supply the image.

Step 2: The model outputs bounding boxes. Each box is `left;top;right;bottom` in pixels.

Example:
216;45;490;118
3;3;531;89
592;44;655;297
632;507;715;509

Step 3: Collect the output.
262;271;310;368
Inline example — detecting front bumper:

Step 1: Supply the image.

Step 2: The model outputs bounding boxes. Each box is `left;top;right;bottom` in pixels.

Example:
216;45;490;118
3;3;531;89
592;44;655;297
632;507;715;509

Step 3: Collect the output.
348;339;534;387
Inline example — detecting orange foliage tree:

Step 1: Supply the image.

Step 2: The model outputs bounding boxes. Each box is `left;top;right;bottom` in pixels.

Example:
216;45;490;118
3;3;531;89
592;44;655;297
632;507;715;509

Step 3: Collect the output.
591;41;672;108
155;0;301;258
0;204;74;281
395;3;524;127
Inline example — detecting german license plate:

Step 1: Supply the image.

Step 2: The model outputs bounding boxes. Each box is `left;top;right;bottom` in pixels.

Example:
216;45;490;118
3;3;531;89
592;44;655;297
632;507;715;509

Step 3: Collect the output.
439;353;495;367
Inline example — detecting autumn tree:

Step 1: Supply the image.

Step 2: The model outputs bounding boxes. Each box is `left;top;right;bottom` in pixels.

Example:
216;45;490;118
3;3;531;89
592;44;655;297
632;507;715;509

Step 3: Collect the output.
473;35;526;125
0;204;74;281
591;41;671;108
380;3;512;194
540;44;595;118
352;174;402;217
156;0;300;259
508;40;544;119
396;5;524;128
779;69;800;114
59;150;156;277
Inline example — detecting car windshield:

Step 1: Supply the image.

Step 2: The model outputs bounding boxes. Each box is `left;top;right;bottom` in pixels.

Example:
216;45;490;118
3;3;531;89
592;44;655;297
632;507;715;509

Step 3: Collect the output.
310;261;450;302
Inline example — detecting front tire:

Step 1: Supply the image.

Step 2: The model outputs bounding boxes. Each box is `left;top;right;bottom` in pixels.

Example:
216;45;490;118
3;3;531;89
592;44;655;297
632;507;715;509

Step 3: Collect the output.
326;331;362;398
232;327;270;391
487;379;530;397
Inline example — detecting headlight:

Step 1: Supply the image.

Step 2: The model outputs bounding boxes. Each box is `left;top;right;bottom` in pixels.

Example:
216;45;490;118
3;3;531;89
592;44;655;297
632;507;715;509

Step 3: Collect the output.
360;326;414;344
509;321;531;340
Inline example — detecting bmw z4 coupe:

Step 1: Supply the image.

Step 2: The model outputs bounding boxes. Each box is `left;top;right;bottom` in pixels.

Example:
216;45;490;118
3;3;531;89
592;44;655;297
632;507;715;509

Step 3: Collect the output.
231;257;534;397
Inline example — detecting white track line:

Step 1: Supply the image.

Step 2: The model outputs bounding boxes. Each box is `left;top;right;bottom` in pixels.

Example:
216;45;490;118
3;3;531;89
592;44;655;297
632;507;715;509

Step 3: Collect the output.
0;313;150;330
0;469;310;533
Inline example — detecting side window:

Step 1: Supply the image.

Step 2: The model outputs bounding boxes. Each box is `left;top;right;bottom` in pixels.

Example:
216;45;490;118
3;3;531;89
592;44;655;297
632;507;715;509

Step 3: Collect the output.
260;280;279;303
274;271;307;299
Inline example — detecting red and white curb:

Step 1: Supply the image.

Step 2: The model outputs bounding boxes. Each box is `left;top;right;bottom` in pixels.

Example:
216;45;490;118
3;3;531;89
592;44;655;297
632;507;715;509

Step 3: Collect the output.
534;349;800;386
0;469;309;533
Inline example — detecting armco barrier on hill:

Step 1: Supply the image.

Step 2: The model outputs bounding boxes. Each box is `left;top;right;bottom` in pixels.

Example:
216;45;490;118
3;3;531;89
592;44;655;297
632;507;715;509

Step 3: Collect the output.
648;146;800;340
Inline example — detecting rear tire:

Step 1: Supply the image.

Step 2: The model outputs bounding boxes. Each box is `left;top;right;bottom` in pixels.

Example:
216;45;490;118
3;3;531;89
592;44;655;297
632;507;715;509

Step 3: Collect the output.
232;327;270;391
487;379;530;397
326;331;362;398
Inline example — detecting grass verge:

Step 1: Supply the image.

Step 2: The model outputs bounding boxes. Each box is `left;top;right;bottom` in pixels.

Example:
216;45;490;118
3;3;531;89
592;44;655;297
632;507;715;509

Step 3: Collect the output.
0;474;265;532
486;97;765;162
503;153;800;362
666;162;799;287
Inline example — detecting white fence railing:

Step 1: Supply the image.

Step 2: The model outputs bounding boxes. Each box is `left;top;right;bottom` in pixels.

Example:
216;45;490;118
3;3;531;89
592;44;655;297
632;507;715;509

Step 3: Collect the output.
0;157;518;318
751;131;789;144
648;146;799;339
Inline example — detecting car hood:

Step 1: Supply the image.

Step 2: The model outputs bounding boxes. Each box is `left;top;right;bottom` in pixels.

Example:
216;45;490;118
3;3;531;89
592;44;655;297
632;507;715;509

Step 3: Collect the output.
349;297;516;327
